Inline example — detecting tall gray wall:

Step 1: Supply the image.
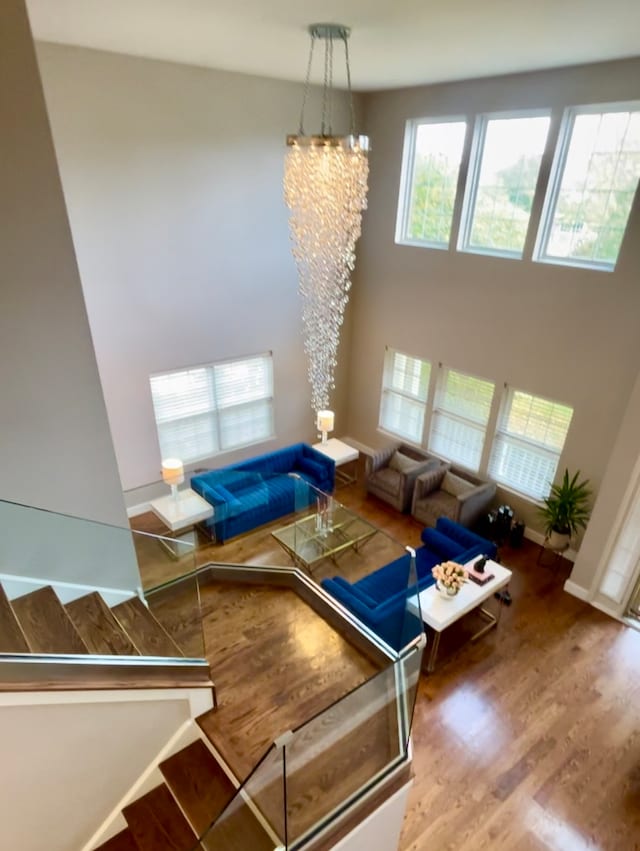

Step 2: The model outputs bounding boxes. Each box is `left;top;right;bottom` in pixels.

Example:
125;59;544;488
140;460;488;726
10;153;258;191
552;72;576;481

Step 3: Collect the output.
0;3;130;530
349;58;640;541
36;43;354;505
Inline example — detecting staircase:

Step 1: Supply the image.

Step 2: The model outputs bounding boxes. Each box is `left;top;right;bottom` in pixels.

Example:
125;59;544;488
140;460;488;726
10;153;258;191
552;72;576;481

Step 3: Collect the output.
0;581;276;850
0;584;184;658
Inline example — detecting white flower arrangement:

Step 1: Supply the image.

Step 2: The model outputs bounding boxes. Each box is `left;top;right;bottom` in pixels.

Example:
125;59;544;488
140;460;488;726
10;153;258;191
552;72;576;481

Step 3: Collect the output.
431;560;468;593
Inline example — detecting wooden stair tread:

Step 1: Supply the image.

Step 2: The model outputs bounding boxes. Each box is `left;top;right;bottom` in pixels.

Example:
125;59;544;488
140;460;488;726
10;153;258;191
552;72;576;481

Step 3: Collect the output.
123;783;201;851
94;827;139;851
11;586;89;654
0;584;31;652
160;739;235;836
65;592;139;656
112;597;184;658
198;794;275;851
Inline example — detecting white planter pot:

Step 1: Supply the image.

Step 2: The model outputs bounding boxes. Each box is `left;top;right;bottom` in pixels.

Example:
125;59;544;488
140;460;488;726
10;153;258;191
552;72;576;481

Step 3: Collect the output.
548;530;570;551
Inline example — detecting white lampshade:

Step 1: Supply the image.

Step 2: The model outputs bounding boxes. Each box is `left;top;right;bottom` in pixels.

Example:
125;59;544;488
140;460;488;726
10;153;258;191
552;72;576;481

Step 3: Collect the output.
317;410;335;433
162;458;184;486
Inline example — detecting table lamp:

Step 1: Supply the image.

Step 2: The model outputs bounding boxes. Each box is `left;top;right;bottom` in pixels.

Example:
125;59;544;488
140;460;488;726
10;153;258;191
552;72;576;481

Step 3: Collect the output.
162;458;184;501
317;410;334;445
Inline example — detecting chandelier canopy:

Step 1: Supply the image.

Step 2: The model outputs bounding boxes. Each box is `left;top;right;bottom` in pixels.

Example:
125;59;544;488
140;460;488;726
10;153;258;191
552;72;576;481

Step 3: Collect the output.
284;24;370;415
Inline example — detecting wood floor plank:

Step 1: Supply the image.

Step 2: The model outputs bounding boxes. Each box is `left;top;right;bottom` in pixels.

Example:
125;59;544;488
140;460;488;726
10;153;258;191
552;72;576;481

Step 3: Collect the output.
11;586;89;654
65;592;139;656
123;783;200;851
196;582;380;781
160;739;235;836
94;827;139;851
0;584;31;652
111;597;184;658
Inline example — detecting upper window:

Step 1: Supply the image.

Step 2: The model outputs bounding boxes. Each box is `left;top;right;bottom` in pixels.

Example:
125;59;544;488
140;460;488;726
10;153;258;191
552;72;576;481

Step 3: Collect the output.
396;118;467;248
459;112;550;258
150;353;274;464
379;348;431;443
429;367;495;471
535;103;640;271
489;388;573;500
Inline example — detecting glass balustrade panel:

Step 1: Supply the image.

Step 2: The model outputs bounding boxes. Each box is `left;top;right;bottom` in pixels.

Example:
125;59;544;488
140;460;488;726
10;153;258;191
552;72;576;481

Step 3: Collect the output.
197;743;285;851
283;660;407;846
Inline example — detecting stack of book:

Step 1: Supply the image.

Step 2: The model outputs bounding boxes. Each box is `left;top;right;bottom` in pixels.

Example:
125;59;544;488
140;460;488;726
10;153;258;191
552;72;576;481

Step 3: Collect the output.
466;558;494;586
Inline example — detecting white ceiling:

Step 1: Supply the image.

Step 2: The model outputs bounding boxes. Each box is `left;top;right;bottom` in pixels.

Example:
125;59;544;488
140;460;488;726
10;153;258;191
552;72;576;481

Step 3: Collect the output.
26;0;640;91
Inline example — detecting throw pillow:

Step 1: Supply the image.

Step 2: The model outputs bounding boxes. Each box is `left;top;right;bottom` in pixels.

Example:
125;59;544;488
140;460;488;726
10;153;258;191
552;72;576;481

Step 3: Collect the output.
441;471;474;497
388;450;419;474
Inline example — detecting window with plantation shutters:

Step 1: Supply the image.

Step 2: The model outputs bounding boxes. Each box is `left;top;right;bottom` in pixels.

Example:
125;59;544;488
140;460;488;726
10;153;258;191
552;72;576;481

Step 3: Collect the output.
379;348;431;443
429;367;495;471
150;353;274;464
489;388;573;499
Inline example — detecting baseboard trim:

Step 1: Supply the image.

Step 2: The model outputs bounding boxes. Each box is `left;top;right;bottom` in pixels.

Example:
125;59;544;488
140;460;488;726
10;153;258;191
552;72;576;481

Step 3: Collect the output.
523;527;576;562
563;579;590;601
127;501;151;518
590;598;625;622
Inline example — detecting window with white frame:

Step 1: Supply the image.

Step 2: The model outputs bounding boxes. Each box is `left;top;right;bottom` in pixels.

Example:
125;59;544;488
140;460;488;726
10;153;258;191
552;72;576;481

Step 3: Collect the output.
535;103;640;271
149;353;274;464
429;367;495;471
396;118;467;248
489;388;573;500
459;112;551;257
379;348;431;443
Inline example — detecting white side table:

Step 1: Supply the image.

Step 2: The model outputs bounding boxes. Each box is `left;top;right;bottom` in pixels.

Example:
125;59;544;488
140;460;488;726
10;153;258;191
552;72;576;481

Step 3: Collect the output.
408;559;512;672
149;488;213;557
312;438;360;487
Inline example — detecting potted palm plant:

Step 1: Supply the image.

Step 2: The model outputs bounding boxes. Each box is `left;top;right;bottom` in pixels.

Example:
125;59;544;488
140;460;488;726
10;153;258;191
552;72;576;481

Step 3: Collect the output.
538;469;592;549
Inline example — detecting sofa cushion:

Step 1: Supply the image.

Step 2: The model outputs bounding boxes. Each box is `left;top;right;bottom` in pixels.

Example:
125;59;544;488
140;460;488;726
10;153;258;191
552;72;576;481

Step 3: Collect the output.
371;467;401;496
441;471;474;497
416;490;457;520
388;450;419;474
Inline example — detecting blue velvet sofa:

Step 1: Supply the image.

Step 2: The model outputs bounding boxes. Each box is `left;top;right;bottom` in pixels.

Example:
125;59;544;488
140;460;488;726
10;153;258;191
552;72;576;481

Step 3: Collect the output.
321;518;497;650
191;443;335;542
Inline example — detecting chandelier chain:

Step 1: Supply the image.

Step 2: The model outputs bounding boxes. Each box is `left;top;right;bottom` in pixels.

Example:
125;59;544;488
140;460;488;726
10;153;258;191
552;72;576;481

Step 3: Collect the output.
298;32;316;135
343;33;356;135
321;31;331;135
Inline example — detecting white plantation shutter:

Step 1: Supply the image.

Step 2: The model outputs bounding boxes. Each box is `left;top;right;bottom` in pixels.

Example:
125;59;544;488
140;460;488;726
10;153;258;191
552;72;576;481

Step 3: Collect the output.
489;388;573;499
429;368;495;471
150;354;273;463
379;349;430;443
214;356;274;451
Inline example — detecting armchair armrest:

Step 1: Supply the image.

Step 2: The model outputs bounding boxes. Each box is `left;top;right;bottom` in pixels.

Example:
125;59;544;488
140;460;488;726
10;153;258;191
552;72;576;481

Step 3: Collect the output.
457;481;497;527
413;465;449;501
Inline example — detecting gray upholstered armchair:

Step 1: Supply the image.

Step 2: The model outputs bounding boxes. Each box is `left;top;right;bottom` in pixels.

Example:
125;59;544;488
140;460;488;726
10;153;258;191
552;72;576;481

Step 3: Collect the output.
411;465;496;528
365;443;445;513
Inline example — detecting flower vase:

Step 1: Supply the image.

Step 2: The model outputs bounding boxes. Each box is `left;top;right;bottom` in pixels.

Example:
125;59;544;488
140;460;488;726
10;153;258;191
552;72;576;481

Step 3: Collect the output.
437;580;458;601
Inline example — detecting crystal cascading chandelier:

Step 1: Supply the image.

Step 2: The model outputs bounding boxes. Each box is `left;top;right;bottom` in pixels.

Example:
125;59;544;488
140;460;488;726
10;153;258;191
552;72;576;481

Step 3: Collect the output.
284;23;369;417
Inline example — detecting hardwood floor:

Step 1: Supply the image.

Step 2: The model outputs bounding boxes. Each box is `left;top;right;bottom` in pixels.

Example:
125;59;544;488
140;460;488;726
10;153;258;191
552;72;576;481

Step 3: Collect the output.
132;471;640;850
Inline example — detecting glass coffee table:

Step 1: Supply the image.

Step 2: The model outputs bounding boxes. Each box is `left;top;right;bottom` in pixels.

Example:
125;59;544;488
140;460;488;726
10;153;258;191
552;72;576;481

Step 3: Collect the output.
272;502;378;573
